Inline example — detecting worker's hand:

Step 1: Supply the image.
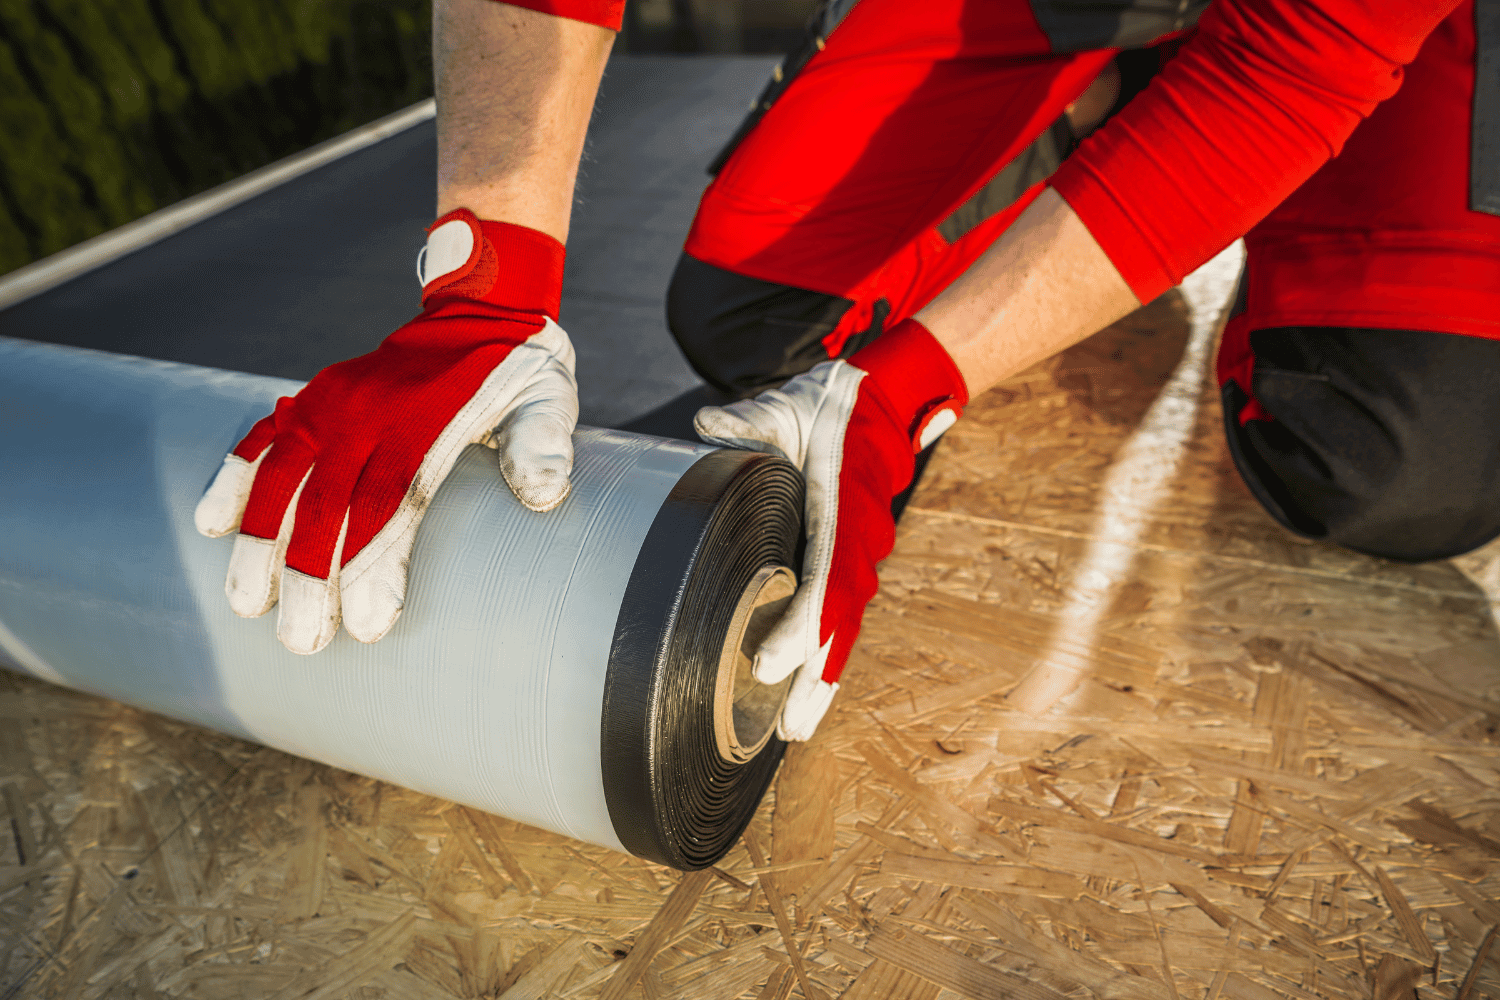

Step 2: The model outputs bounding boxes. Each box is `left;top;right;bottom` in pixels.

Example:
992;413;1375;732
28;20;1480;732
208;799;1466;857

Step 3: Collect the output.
194;208;577;654
694;319;967;740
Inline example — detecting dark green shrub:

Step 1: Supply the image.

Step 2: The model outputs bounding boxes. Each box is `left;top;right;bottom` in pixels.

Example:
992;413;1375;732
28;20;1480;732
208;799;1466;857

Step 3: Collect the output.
0;0;433;275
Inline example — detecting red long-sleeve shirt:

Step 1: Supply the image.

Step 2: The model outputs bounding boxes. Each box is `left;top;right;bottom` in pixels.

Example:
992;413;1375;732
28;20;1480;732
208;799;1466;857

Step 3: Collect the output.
1049;0;1468;303
499;0;625;30
500;0;1493;339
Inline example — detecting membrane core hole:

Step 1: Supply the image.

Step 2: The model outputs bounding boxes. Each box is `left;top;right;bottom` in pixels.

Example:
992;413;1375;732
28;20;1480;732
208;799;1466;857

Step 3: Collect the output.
714;564;796;764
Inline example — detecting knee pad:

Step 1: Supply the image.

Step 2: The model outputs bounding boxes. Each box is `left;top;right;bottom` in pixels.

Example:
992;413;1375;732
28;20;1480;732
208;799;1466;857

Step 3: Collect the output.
666;254;883;398
1222;327;1500;562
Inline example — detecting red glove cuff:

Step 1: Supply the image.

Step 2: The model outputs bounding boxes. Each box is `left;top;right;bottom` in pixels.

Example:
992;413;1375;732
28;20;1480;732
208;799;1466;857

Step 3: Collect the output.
488;0;625;32
421;208;566;319
849;318;969;452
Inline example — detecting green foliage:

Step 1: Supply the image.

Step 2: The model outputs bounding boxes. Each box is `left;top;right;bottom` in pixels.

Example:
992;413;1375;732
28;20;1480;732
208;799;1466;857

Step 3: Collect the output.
0;0;433;275
0;197;30;274
0;24;105;256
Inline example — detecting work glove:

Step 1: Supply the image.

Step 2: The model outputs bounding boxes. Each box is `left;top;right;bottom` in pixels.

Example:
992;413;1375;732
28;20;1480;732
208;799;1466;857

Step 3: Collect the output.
695;318;968;740
194;208;577;654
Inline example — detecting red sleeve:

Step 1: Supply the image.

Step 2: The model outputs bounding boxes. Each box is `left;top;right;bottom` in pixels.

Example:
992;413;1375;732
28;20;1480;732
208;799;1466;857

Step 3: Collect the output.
489;0;624;31
1049;0;1461;302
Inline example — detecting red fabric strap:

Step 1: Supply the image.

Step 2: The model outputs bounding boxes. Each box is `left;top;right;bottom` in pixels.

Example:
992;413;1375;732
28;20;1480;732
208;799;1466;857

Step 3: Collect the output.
1050;0;1462;304
849;318;969;449
422;209;566;319
487;0;624;31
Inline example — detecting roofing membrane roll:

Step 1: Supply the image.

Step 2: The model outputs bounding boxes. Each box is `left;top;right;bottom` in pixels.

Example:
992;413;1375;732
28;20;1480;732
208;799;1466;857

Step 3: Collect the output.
0;337;802;869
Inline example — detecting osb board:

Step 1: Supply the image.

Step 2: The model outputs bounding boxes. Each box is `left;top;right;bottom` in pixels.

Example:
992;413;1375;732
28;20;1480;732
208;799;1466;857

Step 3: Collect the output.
3;287;1500;1000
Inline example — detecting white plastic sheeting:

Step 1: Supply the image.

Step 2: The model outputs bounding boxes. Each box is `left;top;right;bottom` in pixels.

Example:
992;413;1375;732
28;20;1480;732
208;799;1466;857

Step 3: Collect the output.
0;336;726;854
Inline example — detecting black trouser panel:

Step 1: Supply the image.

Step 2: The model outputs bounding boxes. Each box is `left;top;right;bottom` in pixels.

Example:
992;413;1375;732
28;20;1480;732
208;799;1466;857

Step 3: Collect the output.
664;252;922;520
667;253;886;398
1223;326;1500;562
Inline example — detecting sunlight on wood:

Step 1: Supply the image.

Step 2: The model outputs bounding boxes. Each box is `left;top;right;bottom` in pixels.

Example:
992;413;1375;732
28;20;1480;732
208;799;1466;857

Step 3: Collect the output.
3;275;1499;999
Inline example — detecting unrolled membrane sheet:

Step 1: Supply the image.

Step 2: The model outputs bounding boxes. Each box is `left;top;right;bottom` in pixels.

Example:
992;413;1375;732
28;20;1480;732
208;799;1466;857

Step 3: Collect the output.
0;336;803;869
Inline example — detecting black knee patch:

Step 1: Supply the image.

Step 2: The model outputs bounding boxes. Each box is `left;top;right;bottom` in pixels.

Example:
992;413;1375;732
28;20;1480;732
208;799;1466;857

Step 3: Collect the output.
1223;326;1500;562
666;254;885;398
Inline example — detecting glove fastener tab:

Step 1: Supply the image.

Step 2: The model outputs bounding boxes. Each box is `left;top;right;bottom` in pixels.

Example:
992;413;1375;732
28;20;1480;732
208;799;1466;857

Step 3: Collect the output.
421;208;566;318
911;399;963;452
848;317;969;452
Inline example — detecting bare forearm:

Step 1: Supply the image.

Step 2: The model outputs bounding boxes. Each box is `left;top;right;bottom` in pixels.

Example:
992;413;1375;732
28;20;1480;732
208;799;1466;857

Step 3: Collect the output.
434;0;614;243
915;187;1140;395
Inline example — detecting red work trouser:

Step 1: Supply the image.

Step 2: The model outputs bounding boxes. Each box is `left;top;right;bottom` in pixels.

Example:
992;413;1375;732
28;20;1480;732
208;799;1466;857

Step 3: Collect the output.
681;0;1116;360
673;0;1500;562
1213;1;1500;562
688;0;1497;355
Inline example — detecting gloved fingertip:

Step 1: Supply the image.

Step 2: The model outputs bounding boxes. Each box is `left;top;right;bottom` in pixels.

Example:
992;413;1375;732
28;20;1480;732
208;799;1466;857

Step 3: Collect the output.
777;678;838;742
502;460;572;513
345;607;401;644
752;644;801;686
750;597;817;684
226;534;280;618
194;502;230;538
691;404;730;435
195;455;256;538
497;398;575;512
693;406;760;449
697;407;797;462
276;568;341;655
523;477;572;513
341;551;408;644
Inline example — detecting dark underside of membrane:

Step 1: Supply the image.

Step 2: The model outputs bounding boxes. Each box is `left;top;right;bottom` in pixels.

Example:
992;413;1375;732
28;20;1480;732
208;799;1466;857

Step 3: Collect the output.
602;449;804;870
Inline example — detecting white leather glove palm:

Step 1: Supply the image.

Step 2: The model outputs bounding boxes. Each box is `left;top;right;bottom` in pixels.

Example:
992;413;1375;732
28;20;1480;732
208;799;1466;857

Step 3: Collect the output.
194;209;579;654
695;319;968;740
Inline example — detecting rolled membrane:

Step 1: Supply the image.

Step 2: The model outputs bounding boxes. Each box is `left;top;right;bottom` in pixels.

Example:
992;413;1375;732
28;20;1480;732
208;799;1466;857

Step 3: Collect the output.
0;337;803;870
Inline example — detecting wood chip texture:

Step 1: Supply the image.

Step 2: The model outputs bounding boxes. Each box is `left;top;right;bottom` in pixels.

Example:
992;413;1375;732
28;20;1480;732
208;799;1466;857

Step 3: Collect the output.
4;289;1500;1000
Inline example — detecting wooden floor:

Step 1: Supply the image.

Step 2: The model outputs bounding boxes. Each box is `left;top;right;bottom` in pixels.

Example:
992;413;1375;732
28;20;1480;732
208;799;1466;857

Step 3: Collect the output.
4;260;1499;999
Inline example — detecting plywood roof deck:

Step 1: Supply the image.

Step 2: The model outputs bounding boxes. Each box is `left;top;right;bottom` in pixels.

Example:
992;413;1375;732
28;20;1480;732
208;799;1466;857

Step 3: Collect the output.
4;267;1498;999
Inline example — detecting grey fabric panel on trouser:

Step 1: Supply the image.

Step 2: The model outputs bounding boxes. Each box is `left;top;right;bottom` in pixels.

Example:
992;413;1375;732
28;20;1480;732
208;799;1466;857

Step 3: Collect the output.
1028;0;1207;52
937;117;1074;243
711;0;1203;176
1475;0;1500;214
707;0;865;176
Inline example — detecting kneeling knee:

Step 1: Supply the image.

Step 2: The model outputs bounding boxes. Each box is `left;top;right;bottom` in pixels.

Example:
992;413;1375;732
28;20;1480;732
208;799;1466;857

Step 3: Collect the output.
1321;494;1500;563
1222;327;1500;563
1229;412;1500;561
666;254;867;397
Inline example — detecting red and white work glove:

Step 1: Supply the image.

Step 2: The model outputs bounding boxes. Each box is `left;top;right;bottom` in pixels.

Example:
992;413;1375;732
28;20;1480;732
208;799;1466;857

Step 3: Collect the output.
694;318;968;740
194;208;578;654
